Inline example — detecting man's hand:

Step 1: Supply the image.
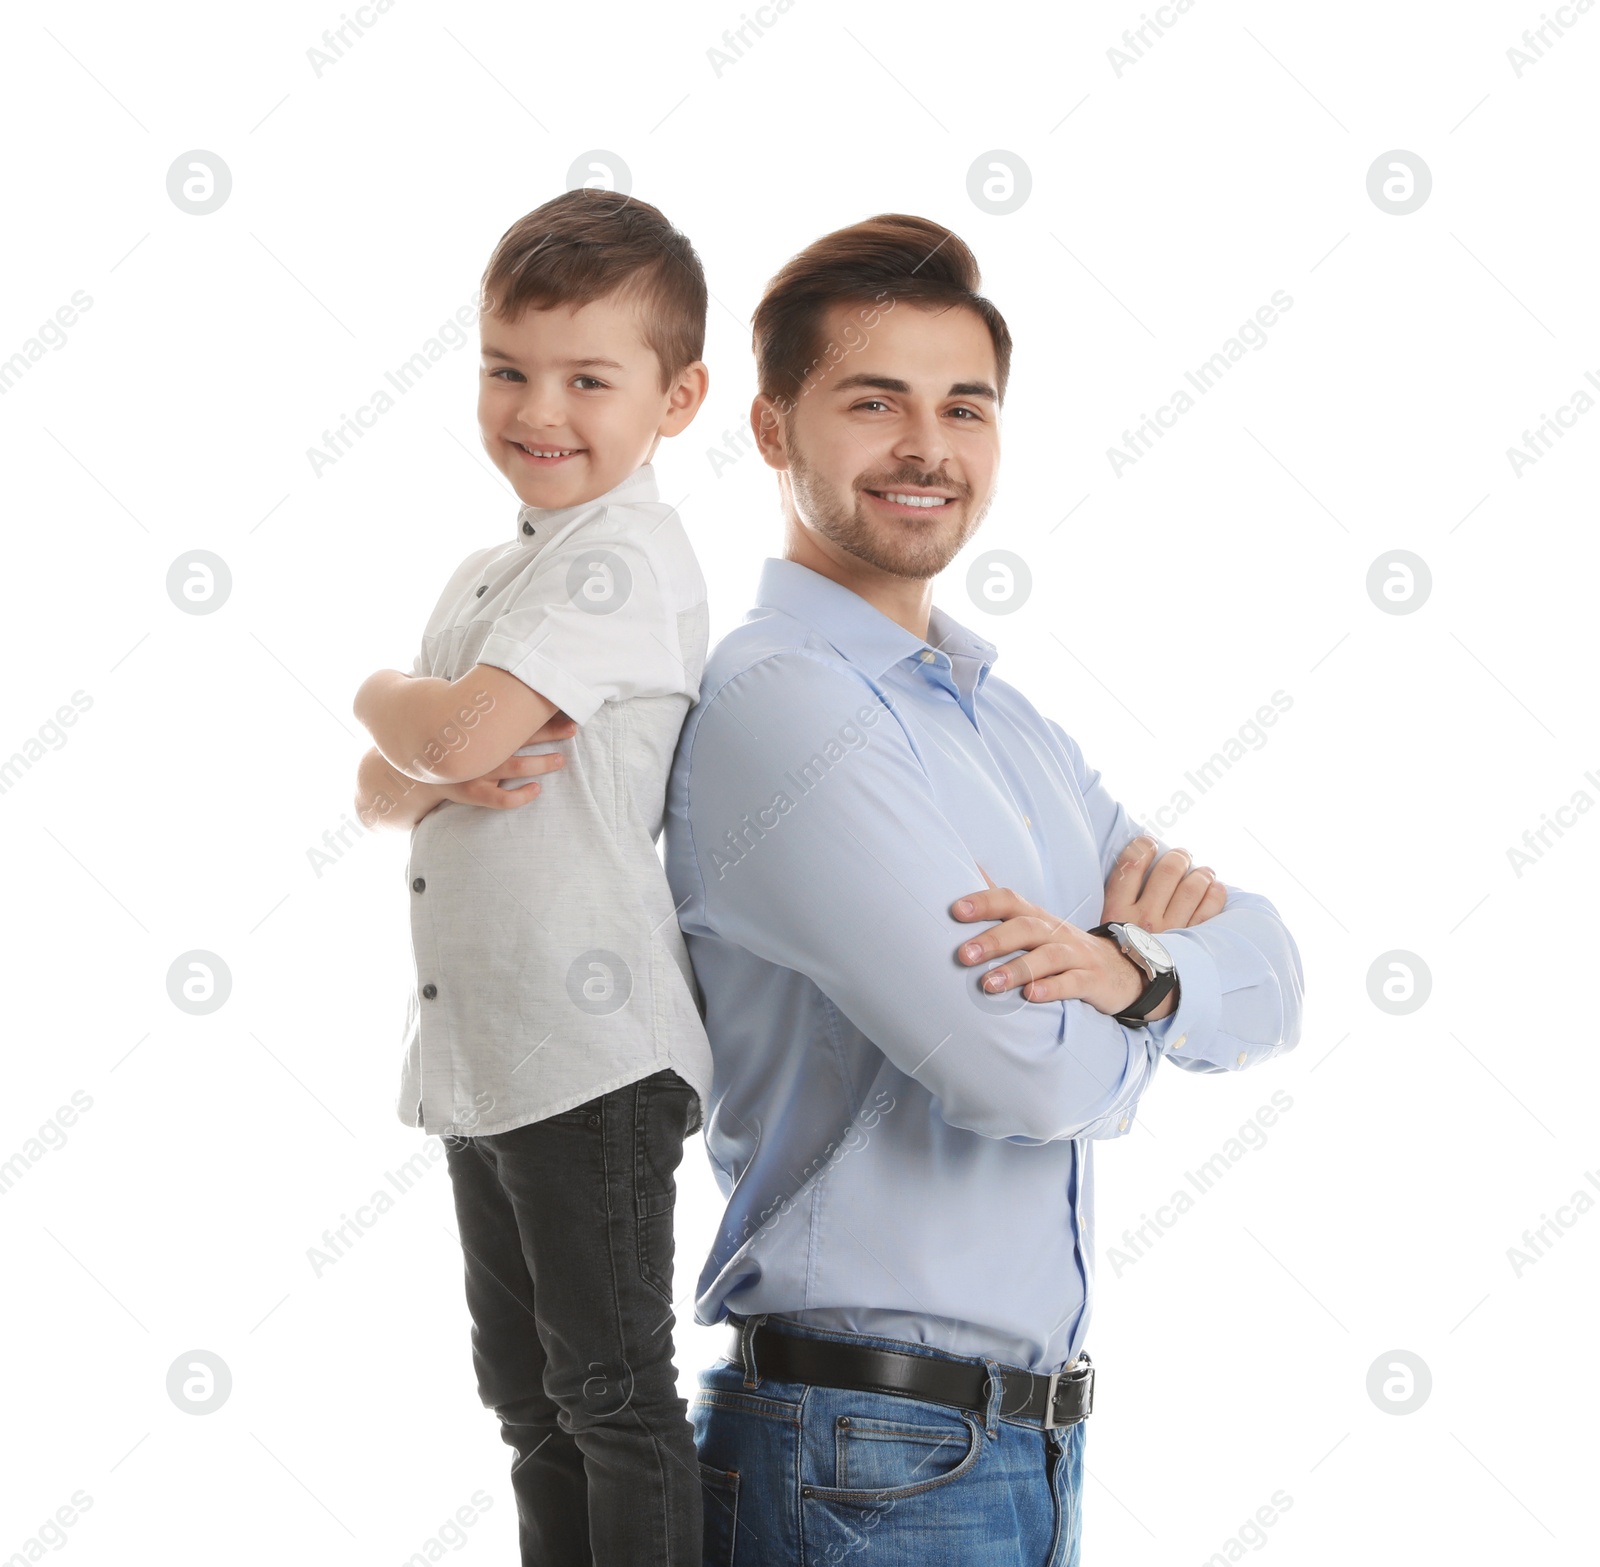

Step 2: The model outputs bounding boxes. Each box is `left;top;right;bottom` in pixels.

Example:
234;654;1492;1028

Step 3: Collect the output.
950;870;1163;1017
355;710;578;831
950;837;1225;1013
1101;835;1224;931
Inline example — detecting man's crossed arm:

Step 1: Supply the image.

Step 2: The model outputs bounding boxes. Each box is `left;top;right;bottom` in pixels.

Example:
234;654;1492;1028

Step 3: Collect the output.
951;835;1225;1018
672;655;1304;1143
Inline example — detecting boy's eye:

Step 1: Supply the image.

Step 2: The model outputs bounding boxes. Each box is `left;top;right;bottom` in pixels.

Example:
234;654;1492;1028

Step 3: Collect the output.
572;376;607;390
487;367;524;382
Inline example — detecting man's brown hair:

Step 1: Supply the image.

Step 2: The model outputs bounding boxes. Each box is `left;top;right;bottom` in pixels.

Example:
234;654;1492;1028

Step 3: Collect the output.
479;189;707;391
751;213;1013;415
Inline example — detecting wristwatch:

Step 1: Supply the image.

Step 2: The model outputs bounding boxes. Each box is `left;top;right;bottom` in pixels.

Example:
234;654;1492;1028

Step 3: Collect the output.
1087;922;1178;1027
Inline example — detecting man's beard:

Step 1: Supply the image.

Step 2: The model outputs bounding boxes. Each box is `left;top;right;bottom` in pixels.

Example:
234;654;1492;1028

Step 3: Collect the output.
787;444;991;581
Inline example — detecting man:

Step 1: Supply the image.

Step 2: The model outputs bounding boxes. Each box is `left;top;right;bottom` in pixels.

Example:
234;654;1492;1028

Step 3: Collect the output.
662;213;1304;1566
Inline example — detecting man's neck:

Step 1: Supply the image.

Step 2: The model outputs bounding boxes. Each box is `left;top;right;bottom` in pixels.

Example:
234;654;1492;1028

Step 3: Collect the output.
782;520;934;642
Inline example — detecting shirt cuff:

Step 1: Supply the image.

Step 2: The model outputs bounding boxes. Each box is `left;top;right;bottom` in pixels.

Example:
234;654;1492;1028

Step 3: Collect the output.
1142;927;1221;1061
475;635;603;726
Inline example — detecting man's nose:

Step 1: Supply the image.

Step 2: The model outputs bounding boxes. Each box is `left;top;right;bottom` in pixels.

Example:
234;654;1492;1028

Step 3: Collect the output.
891;404;953;469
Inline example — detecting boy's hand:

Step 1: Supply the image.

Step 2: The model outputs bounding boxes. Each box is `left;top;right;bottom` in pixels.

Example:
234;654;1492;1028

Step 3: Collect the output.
356;708;579;832
950;868;1170;1016
1100;835;1224;931
427;710;579;816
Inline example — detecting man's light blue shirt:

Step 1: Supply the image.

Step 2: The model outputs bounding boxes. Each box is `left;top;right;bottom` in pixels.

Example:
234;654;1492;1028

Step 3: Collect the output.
664;556;1304;1373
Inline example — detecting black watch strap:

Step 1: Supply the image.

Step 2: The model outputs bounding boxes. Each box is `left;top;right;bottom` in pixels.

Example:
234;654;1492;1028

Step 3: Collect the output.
1088;922;1178;1026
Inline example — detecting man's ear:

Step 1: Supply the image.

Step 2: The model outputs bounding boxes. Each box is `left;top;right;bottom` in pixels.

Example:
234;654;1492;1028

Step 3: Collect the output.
751;394;791;472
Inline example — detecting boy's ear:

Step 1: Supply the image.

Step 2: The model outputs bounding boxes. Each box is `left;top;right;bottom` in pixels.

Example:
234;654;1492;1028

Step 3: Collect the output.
658;361;709;436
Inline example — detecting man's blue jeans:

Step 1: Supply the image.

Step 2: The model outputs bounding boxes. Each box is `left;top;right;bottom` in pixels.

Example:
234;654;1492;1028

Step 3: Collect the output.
692;1313;1087;1566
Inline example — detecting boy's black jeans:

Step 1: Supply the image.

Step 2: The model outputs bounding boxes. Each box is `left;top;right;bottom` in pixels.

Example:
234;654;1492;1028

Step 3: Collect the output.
443;1067;703;1566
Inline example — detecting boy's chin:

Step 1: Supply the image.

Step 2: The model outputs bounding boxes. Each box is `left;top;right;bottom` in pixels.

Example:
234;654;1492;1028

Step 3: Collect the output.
503;462;590;508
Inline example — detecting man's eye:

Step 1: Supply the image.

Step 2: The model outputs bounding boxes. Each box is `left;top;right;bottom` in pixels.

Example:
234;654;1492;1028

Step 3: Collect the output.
948;406;982;419
851;399;890;412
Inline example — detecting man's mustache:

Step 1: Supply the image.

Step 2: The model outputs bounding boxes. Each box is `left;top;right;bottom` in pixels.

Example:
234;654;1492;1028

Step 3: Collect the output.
854;472;970;499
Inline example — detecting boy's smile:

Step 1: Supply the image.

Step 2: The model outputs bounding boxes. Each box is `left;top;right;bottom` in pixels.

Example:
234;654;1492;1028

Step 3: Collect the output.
479;292;707;510
509;443;584;466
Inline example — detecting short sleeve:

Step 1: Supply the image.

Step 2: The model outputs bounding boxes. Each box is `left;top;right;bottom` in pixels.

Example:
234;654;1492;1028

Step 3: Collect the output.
474;533;692;725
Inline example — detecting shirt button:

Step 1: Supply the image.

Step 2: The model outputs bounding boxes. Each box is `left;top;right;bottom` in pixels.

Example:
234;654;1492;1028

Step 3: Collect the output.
412;877;425;893
421;983;438;999
1023;814;1032;827
919;649;935;662
1173;1033;1187;1049
476;584;488;597
1118;1116;1130;1131
522;520;535;536
1236;1050;1247;1066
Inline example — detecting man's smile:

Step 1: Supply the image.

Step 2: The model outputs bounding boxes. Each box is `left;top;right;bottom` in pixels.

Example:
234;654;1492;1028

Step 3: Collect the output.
862;486;959;515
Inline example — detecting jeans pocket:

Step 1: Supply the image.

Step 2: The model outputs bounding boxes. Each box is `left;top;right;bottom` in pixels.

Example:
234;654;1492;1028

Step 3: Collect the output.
541;1105;599;1127
698;1461;741;1565
635;1072;692;1304
804;1392;985;1506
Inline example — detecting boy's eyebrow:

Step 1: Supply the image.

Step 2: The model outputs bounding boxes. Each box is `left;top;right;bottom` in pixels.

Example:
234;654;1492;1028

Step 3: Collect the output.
828;372;998;401
480;347;629;370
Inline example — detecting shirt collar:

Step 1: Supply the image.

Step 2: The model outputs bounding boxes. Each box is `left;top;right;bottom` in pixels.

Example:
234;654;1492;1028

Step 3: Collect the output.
752;557;998;685
514;463;659;544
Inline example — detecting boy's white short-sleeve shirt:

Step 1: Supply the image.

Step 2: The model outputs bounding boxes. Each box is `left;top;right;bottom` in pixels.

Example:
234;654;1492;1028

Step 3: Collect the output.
396;463;712;1137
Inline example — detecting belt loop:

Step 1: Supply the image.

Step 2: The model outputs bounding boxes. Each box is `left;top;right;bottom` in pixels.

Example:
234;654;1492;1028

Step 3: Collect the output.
738;1312;770;1390
980;1358;1003;1439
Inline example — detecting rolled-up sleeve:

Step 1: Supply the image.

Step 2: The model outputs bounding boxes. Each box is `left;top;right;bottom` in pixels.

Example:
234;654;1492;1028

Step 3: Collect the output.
1048;719;1305;1074
678;652;1163;1144
475;532;688;725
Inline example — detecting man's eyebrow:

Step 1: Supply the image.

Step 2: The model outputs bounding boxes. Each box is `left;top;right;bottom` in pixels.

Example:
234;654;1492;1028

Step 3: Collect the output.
480;347;628;370
828;372;997;401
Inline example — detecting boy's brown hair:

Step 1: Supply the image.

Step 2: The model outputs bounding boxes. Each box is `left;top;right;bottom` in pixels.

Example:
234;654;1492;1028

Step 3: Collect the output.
751;213;1013;415
480;189;707;391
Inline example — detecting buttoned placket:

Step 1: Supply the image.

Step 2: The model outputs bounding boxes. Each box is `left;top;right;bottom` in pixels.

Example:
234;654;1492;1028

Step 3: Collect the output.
414;505;546;1110
466;513;546;606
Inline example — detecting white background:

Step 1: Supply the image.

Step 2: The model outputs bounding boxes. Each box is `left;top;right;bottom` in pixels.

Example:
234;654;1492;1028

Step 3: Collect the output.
2;0;1595;1562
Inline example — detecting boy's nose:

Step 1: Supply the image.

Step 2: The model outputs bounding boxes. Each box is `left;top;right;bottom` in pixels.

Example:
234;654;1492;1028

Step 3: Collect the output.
515;385;568;429
517;405;566;431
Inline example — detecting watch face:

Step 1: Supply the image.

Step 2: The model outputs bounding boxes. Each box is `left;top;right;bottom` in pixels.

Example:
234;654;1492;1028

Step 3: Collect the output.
1124;924;1172;970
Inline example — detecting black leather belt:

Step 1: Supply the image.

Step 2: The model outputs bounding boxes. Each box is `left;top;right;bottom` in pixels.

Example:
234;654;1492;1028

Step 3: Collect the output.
726;1318;1094;1429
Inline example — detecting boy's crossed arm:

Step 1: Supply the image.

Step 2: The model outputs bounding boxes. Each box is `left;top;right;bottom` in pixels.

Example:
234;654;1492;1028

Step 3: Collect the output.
355;662;558;784
352;663;574;831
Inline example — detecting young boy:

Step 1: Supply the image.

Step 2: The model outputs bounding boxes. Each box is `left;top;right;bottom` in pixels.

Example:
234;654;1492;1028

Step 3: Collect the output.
351;188;713;1567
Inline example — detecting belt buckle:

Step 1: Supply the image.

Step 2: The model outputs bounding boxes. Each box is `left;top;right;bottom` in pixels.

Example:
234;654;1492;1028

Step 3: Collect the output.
1041;1368;1062;1429
1042;1358;1093;1429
